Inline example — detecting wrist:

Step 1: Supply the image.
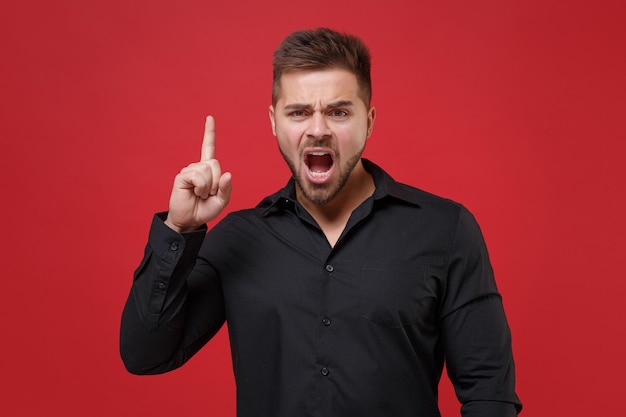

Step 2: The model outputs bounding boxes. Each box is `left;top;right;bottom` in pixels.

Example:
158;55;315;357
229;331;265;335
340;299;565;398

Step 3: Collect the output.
163;214;206;234
163;217;181;233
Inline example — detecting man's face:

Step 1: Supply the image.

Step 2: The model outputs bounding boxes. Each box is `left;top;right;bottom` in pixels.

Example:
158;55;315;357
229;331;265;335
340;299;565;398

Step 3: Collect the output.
269;69;376;206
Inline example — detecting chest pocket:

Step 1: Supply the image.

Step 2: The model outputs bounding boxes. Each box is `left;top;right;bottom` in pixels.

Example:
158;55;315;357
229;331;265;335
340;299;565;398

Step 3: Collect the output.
359;260;441;330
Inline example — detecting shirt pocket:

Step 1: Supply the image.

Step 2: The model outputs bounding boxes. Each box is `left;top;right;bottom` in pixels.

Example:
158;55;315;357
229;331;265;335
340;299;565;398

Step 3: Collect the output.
359;260;440;330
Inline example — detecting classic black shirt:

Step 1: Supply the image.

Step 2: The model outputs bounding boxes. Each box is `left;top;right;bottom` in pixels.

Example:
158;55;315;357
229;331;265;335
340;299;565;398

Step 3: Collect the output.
120;159;522;417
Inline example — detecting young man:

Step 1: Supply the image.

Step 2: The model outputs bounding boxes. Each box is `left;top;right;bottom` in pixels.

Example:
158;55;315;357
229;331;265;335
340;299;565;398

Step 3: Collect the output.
121;28;522;416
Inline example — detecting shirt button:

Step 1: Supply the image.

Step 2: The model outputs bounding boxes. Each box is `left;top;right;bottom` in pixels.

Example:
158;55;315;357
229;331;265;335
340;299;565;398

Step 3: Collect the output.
322;317;331;326
320;367;329;376
325;264;334;273
157;282;166;290
170;242;179;251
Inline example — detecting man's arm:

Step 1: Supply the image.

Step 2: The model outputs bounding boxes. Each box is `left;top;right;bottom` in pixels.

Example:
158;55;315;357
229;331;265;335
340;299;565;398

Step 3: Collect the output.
441;207;522;416
120;214;225;374
119;116;233;374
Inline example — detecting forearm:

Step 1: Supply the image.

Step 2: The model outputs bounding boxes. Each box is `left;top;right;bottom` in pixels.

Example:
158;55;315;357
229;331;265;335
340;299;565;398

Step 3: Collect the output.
443;296;522;416
119;213;225;374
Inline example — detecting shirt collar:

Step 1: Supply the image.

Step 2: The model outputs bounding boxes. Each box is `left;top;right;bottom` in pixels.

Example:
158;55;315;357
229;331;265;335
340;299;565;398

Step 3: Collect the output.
258;158;421;216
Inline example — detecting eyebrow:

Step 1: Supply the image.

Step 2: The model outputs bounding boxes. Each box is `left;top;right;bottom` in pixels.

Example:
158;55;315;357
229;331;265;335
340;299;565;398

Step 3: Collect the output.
283;100;354;111
327;100;354;109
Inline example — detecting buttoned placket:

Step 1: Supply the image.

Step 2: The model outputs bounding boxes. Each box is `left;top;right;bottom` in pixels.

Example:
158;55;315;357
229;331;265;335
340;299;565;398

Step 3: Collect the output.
289;195;377;389
318;259;335;379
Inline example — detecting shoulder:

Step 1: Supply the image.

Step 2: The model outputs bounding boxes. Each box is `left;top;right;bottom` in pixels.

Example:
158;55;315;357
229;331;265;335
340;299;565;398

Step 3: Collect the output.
385;179;469;227
366;158;465;220
369;160;482;245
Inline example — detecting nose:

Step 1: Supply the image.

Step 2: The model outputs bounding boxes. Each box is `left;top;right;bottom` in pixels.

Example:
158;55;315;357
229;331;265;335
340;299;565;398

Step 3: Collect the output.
306;112;331;140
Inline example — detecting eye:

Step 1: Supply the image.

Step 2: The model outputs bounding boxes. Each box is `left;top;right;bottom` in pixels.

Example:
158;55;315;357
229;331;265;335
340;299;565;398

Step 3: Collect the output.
329;109;348;118
288;110;308;118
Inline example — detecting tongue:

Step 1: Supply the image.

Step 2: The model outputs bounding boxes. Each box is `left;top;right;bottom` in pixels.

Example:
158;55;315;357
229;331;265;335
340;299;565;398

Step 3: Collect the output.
309;154;333;172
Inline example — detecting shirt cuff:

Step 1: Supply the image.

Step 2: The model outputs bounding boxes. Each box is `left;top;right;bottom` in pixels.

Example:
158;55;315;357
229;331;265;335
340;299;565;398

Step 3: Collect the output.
462;400;521;417
148;212;207;262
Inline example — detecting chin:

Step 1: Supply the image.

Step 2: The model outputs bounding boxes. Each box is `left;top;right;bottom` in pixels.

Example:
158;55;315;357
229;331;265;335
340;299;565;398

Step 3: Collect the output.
296;179;343;206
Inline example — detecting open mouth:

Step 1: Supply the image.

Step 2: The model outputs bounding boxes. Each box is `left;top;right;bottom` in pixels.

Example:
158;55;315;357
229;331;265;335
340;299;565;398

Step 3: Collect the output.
305;151;334;180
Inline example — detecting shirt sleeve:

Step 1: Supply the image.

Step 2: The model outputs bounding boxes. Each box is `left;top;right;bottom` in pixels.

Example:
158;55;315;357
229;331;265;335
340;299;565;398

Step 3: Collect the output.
441;206;523;416
119;213;226;375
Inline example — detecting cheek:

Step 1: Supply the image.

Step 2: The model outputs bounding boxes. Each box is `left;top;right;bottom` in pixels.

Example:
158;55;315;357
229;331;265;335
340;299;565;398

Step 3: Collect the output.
276;130;302;159
276;125;303;145
336;126;368;149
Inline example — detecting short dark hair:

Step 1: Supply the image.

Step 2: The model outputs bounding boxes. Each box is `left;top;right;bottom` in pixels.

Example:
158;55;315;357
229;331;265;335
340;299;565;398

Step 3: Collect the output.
272;28;372;107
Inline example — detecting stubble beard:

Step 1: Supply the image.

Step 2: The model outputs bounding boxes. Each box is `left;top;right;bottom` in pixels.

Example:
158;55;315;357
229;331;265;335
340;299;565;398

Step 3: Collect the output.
279;145;364;206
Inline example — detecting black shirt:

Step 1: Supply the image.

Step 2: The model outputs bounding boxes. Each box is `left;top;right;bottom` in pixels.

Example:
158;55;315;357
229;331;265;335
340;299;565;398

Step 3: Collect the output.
120;159;522;417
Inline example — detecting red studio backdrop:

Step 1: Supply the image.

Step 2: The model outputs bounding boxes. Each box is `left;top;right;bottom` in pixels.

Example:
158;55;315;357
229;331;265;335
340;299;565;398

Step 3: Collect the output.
1;1;624;416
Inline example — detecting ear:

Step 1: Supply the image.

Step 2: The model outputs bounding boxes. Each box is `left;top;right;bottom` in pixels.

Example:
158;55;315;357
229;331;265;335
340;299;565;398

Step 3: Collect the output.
269;105;277;136
366;106;376;138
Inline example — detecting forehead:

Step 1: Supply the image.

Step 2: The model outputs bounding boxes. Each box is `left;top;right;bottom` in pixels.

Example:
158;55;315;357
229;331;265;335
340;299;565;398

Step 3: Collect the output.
276;69;360;106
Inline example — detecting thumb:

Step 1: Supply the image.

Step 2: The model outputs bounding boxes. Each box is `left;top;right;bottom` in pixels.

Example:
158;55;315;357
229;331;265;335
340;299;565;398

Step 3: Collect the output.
215;172;233;207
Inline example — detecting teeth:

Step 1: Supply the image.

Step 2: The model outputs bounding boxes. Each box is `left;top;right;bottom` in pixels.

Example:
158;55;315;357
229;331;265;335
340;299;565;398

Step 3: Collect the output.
309;171;330;178
310;152;329;156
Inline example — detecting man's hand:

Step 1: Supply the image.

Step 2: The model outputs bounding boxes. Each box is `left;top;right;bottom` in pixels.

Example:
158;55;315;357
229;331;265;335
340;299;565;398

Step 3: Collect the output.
164;116;232;233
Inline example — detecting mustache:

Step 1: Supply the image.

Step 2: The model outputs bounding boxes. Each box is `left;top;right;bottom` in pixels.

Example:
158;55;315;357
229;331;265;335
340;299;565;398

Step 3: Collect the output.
300;139;336;150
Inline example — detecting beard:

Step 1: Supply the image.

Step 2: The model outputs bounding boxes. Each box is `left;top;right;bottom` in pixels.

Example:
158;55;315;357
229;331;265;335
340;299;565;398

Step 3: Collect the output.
279;142;364;206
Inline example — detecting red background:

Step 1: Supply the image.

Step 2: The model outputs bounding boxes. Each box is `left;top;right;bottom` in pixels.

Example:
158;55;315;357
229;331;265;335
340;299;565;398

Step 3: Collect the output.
1;1;624;415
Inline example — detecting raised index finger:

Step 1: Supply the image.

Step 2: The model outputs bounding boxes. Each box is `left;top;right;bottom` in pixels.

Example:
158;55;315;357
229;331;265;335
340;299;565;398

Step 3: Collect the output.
201;115;216;161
